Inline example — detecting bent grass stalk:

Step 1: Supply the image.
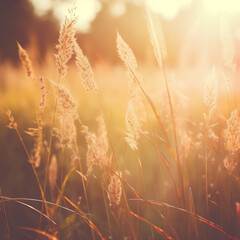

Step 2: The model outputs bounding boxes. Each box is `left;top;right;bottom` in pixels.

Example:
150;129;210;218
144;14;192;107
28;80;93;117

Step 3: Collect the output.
14;127;48;215
147;11;184;205
113;170;181;240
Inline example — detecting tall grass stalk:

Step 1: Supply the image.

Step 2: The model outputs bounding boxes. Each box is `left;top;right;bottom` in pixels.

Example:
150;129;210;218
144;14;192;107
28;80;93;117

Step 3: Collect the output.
147;10;185;206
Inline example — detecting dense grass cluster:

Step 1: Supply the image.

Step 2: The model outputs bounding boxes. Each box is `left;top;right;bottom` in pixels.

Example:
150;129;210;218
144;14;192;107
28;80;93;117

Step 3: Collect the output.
0;5;240;240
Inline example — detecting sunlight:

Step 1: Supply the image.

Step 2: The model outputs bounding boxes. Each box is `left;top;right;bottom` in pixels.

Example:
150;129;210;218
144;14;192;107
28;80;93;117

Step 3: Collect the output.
53;0;101;32
203;0;240;14
145;0;192;20
29;0;240;29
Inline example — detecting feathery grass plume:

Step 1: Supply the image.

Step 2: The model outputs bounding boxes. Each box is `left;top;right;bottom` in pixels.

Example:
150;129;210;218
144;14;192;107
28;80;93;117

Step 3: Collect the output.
220;15;236;72
82;115;109;176
5;109;17;130
96;116;108;155
49;155;58;190
107;171;122;207
147;10;167;68
26;115;43;168
74;40;98;94
116;32;145;150
53;82;78;118
17;42;34;79
81;126;97;175
51;81;78;148
203;67;218;119
125;74;145;150
55;6;77;80
224;109;240;153
223;156;237;173
116;31;137;71
125;99;140;150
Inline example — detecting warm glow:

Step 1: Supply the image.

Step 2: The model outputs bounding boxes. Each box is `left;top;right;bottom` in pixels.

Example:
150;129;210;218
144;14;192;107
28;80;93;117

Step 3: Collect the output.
203;0;240;14
30;0;101;32
145;0;192;20
30;0;240;29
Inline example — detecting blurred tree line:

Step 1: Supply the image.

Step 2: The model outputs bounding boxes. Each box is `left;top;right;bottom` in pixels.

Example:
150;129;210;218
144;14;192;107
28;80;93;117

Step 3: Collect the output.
0;0;155;65
0;0;59;64
0;0;198;66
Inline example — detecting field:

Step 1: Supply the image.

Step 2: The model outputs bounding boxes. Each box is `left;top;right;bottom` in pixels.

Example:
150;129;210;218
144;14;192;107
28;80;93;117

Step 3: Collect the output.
0;2;240;240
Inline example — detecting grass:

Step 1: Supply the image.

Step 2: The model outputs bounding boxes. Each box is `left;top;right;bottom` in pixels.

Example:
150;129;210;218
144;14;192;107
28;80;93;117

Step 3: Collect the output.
0;5;240;240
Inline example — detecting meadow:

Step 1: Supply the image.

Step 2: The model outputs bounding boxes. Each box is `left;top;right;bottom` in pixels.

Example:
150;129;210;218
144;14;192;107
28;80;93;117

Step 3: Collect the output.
0;5;240;240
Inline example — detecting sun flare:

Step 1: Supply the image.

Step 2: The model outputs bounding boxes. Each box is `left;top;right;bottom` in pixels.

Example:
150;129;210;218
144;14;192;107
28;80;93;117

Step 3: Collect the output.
1;0;240;239
145;0;192;19
203;0;240;14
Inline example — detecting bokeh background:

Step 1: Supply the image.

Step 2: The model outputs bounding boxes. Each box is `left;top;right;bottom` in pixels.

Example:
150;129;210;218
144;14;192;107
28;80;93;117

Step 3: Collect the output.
1;0;240;239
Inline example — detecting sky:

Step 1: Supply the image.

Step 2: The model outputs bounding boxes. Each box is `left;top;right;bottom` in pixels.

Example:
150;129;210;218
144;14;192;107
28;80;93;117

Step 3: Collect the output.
29;0;240;32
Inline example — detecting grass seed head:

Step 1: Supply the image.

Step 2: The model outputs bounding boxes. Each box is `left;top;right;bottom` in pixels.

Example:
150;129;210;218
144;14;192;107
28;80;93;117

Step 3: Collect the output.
17;42;34;79
55;7;77;80
224;109;240;154
107;171;122;207
74;40;98;94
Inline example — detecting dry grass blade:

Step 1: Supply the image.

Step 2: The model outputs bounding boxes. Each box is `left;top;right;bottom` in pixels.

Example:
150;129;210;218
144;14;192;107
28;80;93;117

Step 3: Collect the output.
126;66;184;197
55;167;76;207
4;111;49;217
140;131;183;206
109;169;181;240
146;10;184;203
130;211;173;240
0;188;11;240
146;10;163;69
2;196;94;240
18;226;57;240
1;196;89;219
14;200;56;225
139;199;240;240
64;196;106;240
75;170;87;182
